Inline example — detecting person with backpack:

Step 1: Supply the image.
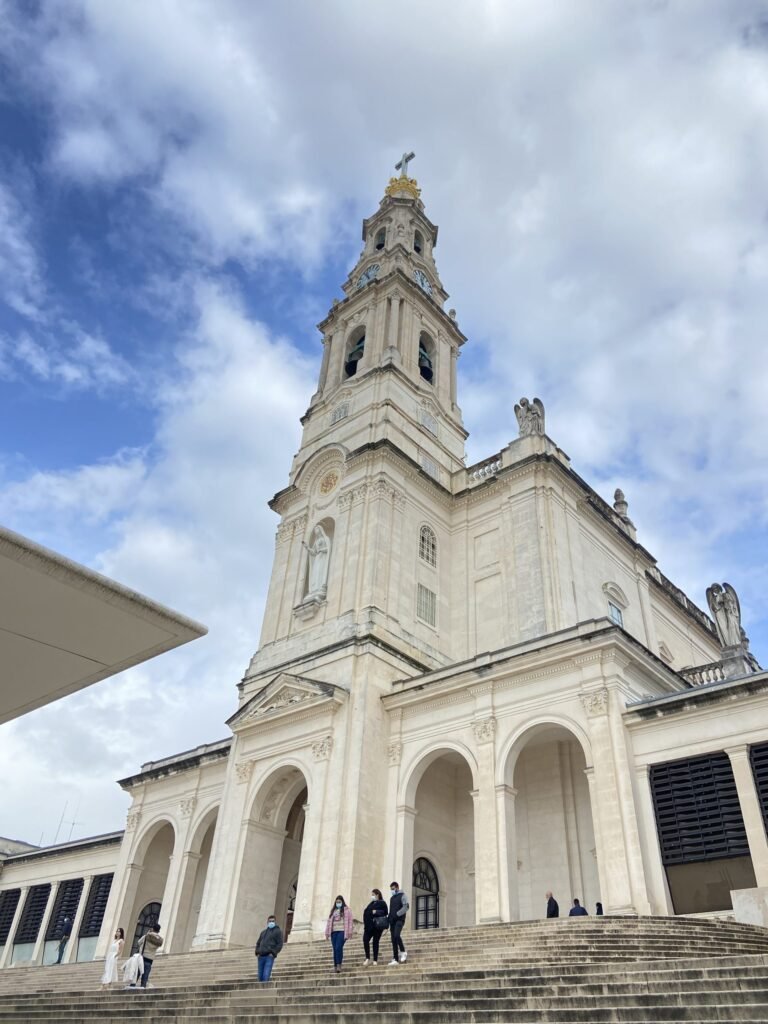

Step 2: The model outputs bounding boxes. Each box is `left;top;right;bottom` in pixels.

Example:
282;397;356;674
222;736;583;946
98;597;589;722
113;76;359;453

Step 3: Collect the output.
137;923;163;987
387;881;409;965
324;895;354;973
254;914;284;982
362;888;389;966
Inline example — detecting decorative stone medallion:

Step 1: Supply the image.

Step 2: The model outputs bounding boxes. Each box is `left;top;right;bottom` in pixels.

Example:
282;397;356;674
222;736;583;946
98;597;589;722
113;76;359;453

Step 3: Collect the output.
319;471;339;496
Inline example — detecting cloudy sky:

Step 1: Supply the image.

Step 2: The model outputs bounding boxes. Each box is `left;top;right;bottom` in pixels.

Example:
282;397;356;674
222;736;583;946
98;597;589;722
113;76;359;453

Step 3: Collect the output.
1;0;767;845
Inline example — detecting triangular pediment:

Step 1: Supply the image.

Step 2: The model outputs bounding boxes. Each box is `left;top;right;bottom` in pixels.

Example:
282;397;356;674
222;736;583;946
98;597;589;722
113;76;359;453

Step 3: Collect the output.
227;672;345;731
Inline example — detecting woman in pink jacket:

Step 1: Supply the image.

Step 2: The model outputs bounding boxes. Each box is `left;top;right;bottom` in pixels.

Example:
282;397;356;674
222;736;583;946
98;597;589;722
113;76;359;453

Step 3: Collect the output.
324;895;354;973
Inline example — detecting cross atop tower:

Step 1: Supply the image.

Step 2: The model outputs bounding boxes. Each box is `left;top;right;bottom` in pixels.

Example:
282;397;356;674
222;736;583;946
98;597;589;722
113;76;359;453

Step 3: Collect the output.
395;151;415;177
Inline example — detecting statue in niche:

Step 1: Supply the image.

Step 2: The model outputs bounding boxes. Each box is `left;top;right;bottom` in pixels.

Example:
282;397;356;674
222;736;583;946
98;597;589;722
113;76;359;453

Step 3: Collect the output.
514;397;545;437
305;524;331;597
706;582;744;648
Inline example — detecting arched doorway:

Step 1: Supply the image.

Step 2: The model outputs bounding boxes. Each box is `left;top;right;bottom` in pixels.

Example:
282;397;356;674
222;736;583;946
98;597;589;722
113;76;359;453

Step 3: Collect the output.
131;901;160;954
229;766;308;946
413;857;440;929
407;749;476;928
125;821;175;951
505;724;598;920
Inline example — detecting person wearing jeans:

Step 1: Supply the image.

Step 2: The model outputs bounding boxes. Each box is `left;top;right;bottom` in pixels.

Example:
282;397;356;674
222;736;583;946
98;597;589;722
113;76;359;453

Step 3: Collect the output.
324;895;354;973
254;915;284;982
137;923;163;988
55;916;72;964
387;882;409;965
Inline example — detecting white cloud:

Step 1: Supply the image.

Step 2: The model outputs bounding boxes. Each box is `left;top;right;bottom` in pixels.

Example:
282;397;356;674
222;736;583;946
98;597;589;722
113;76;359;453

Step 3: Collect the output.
1;0;767;840
0;327;135;391
0;178;45;319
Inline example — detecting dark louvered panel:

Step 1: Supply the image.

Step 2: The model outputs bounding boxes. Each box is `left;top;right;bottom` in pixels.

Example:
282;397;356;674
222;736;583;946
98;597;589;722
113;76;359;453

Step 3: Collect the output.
0;890;21;946
45;878;84;941
749;743;768;834
13;884;51;945
79;874;113;938
650;752;749;865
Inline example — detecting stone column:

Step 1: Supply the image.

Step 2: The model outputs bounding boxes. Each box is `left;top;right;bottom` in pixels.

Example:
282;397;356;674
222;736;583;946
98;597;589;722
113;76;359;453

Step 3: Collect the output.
289;748;335;941
193;753;251;950
472;717;502;923
393;804;418;900
580;684;650;915
31;882;58;966
496;785;518;922
382;734;403;888
158;801;196;952
726;745;768;887
317;334;332;395
0;886;28;969
450;346;459;412
63;875;92;965
163;852;201;954
631;766;672;915
95;808;142;959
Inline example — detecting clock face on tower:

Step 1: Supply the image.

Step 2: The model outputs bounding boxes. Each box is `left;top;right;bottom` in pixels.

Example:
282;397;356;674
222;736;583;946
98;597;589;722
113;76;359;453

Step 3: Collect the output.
356;264;380;289
413;269;433;295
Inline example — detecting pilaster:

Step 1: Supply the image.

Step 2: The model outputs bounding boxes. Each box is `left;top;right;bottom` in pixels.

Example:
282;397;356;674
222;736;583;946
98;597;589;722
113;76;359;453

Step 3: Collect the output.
31;882;58;965
0;885;28;969
726;745;768;886
63;874;92;964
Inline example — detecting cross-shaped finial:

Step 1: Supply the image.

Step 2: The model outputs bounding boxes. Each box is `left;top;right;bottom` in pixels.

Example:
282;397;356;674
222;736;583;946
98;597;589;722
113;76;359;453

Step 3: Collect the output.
395;151;415;178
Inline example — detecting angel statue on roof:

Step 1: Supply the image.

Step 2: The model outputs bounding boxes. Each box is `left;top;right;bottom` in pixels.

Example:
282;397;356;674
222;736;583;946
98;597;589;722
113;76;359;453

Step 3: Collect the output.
705;582;744;649
514;397;545;438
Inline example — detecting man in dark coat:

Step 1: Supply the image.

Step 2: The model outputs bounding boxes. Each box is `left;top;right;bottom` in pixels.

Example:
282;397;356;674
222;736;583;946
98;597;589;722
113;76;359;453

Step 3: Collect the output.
255;915;284;982
55;916;72;964
545;891;559;918
569;898;588;917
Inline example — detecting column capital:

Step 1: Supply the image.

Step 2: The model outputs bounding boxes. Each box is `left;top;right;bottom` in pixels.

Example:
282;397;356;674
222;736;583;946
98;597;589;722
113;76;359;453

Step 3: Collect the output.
495;784;517;797
395;803;418;820
725;744;750;761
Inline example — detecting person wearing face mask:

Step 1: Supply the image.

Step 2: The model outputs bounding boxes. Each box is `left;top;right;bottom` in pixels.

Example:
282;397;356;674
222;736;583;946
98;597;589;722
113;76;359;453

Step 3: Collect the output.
387;881;409;966
362;888;389;966
254;914;284;983
324;895;354;973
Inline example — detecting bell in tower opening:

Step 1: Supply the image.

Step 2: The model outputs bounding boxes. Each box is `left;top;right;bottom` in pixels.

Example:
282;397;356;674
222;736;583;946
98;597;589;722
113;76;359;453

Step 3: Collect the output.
418;332;435;383
344;329;365;378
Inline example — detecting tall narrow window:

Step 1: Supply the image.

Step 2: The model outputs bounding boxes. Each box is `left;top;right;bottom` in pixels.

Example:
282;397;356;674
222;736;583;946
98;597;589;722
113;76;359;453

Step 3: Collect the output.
608;602;624;627
419;525;437;567
374;228;386;251
416;583;437;627
414;230;424;255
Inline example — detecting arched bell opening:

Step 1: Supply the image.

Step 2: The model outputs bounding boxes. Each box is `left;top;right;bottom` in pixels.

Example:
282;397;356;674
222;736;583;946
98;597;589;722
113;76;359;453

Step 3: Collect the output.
344;327;366;379
414;230;424;255
418;332;435;384
374;228;386;251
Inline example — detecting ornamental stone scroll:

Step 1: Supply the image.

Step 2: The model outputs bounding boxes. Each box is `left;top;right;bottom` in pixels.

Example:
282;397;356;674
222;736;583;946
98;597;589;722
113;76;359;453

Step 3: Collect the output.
235;759;255;784
312;735;334;762
472;717;497;744
125;810;142;832
580;688;610;717
387;742;403;766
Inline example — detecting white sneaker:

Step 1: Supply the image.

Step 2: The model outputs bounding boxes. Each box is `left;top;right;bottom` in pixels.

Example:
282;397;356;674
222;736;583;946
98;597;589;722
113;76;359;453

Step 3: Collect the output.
399;951;407;963
372;961;378;966
387;959;399;966
363;958;370;966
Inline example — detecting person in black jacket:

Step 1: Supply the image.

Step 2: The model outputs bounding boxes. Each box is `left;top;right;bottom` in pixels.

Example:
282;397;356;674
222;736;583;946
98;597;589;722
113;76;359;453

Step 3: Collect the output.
545;891;559;918
362;889;388;966
55;916;72;964
255;915;284;982
387;881;409;966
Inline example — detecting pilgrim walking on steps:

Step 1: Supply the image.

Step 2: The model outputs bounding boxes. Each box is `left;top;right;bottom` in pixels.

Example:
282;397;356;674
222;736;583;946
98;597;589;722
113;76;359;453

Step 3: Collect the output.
362;888;389;966
388;881;409;966
324;895;354;973
254;914;284;982
545;891;559;918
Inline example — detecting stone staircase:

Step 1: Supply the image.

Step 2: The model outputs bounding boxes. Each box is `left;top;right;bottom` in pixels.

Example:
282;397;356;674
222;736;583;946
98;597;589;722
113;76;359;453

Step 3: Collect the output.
1;916;768;1022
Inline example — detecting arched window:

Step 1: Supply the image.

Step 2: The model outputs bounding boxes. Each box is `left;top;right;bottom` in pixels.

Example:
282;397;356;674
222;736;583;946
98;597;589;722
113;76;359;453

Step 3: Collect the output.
374;228;386;251
419;525;437;567
344;327;365;378
414;230;424;255
418;332;435;384
131;901;161;954
602;582;628;628
413;857;439;929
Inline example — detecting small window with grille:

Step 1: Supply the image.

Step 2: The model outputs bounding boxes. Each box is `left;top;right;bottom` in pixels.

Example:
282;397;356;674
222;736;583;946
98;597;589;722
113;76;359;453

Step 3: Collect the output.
419;525;437;567
416;583;437;627
0;889;21;947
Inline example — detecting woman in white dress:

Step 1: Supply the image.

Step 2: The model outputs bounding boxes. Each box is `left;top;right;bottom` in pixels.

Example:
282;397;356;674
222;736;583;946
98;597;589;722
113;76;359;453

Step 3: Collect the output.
100;928;124;987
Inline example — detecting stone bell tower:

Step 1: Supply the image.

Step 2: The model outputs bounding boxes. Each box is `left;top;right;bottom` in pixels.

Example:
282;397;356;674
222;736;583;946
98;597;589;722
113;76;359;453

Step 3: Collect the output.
248;155;467;678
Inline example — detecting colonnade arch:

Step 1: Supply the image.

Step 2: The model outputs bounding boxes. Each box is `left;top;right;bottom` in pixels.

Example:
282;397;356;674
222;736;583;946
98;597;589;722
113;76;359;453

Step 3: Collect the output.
174;806;219;952
500;721;599;920
123;819;176;951
401;745;477;928
229;764;309;946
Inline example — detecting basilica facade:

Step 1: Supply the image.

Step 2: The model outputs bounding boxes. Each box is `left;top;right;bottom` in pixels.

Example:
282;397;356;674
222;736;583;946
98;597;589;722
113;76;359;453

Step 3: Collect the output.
2;168;768;967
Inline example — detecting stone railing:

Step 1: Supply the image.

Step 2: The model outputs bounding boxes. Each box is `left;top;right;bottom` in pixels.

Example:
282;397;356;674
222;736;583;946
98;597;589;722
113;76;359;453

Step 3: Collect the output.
467;454;502;485
681;661;727;687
